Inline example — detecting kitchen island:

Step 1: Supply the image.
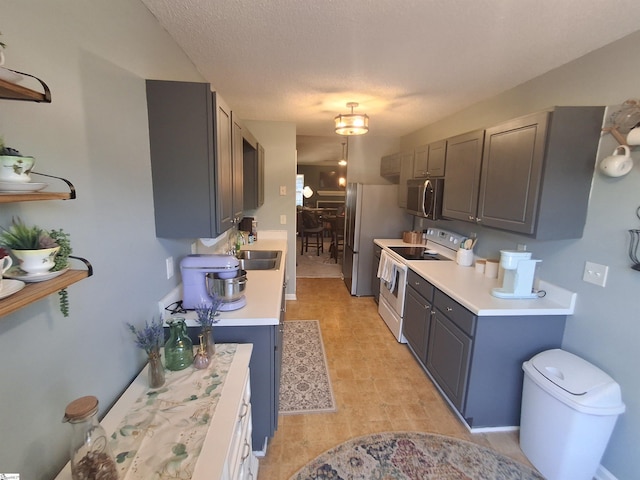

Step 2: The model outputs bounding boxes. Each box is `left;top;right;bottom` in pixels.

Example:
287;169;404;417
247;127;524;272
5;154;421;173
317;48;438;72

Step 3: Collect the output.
162;237;287;454
375;238;572;431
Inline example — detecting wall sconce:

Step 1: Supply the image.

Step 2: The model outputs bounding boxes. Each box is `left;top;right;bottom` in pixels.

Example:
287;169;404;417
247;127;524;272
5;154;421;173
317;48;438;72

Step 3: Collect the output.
338;177;346;187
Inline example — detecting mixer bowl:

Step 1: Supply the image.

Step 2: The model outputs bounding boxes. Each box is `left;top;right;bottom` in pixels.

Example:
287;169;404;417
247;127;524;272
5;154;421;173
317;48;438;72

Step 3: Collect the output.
206;270;247;302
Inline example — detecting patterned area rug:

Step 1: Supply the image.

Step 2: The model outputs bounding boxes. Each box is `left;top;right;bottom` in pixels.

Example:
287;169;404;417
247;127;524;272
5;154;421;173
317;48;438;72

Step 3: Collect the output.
289;431;543;480
279;320;337;415
296;239;343;278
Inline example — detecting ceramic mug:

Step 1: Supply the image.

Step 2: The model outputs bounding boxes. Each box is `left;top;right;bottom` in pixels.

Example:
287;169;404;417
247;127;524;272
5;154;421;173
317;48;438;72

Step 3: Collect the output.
599;145;633;177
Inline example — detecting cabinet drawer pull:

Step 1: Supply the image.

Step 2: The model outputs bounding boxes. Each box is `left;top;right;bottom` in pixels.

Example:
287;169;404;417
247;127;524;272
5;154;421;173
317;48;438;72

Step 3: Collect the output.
446;306;453;312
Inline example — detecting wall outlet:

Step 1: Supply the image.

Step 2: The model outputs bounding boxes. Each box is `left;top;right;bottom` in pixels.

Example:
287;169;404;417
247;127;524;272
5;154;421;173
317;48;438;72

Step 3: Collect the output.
517;244;527;251
583;261;608;287
165;256;174;279
279;185;286;196
191;242;197;254
280;214;286;225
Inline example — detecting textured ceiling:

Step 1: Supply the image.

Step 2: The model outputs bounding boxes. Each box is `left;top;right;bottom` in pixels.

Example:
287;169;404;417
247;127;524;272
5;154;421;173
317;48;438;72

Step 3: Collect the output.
140;0;640;163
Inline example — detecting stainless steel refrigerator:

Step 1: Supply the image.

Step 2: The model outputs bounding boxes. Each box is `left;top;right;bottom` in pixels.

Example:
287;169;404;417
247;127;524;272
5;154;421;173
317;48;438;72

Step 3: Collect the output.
342;183;412;296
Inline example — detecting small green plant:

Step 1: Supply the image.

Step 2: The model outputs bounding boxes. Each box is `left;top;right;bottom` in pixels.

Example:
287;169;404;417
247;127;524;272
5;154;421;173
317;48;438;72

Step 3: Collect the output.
49;229;72;317
0;218;74;317
0;217;58;250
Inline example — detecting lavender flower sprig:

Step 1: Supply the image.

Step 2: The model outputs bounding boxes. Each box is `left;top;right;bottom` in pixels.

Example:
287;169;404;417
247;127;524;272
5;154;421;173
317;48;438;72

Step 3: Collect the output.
126;317;164;354
195;297;222;327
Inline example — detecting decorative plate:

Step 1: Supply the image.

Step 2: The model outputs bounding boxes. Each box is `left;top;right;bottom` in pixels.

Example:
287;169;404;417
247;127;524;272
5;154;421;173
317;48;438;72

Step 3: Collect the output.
0;182;48;193
0;279;26;300
4;266;70;283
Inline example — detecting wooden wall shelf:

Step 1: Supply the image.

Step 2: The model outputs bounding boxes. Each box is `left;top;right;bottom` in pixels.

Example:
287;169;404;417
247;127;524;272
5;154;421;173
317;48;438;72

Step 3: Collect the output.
0;70;51;103
0;172;76;202
0;256;93;318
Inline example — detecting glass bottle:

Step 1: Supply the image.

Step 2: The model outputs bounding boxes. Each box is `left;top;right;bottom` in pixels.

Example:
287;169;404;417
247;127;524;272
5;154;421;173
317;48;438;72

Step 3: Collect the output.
164;317;194;371
201;325;215;358
193;334;210;370
63;395;118;480
147;347;165;388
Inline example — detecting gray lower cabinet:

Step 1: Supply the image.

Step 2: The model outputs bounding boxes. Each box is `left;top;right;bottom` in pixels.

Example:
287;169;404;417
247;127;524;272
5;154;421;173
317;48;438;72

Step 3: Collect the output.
371;244;382;304
403;270;435;363
186;323;282;451
405;268;566;428
146;80;238;237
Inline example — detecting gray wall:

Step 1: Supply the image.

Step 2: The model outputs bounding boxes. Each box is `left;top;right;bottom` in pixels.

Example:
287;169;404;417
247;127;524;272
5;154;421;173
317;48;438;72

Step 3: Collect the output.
403;31;640;480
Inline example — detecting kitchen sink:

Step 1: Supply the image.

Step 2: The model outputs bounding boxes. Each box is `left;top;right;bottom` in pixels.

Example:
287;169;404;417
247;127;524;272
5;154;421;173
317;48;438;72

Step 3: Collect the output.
237;250;280;260
237;250;282;270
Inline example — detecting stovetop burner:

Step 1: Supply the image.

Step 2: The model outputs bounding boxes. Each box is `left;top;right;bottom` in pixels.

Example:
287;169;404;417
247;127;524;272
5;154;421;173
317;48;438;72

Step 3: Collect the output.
388;246;451;261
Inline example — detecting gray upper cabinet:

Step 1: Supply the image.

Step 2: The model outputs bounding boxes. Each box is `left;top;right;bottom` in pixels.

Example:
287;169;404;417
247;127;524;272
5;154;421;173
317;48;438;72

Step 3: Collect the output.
441;130;485;222
477;107;604;239
216;95;234;233
413;140;446;178
146;80;239;238
380;153;401;179
243;129;265;210
231;113;244;222
397;151;415;207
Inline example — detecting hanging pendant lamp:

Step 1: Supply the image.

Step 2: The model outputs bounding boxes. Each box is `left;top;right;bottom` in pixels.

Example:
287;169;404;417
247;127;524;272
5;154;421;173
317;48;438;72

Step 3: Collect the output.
335;102;369;135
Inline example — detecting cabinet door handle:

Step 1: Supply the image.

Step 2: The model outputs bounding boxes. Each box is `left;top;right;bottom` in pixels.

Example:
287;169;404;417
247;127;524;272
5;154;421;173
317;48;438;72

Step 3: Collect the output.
446;306;453;312
468;215;475;221
423;304;430;311
241;441;251;461
239;401;250;419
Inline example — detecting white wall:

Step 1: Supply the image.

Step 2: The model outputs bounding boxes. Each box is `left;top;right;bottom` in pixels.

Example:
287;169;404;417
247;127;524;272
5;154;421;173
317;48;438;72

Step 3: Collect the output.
403;31;640;480
0;1;203;478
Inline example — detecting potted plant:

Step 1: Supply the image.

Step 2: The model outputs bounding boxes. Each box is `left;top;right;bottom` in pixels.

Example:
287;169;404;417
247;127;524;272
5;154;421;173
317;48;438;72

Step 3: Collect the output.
0;217;73;316
0;137;36;183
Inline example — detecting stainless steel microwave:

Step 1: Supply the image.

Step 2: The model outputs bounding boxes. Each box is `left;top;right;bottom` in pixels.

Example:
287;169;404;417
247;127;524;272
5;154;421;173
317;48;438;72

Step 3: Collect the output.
406;178;444;219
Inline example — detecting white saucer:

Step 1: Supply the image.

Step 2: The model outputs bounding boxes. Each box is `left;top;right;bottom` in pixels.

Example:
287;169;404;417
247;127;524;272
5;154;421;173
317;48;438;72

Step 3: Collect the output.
0;182;48;193
4;266;69;283
0;67;23;83
0;279;26;300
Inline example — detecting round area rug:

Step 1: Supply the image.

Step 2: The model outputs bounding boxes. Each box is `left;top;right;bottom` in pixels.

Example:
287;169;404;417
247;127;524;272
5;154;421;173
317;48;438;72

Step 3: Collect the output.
289;431;543;480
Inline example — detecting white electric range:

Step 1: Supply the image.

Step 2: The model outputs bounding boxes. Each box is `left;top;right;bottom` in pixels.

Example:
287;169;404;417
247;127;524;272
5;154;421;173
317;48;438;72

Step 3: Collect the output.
376;228;466;342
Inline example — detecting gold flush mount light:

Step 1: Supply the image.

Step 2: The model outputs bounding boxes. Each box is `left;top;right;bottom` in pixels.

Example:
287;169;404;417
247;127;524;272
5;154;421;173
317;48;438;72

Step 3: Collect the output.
335;102;369;135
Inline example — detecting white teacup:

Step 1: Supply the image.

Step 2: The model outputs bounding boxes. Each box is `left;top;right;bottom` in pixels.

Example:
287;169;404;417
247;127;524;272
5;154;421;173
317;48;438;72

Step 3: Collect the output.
1;255;12;290
599;145;633;178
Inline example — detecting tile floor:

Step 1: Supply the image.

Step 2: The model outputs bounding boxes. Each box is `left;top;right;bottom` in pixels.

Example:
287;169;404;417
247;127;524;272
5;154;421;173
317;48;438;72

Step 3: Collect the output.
257;277;536;479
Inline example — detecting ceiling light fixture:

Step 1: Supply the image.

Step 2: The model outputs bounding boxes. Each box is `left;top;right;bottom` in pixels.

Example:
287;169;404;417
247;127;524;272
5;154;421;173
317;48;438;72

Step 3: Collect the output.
335;102;369;136
338;142;347;166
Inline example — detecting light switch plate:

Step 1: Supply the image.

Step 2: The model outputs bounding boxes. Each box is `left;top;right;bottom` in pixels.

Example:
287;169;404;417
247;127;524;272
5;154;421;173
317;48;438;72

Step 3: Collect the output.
166;256;174;280
583;261;608;287
279;186;286;195
280;214;286;225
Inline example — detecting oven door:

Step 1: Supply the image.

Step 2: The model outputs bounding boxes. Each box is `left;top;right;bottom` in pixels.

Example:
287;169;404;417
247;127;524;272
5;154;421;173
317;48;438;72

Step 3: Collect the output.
379;260;407;317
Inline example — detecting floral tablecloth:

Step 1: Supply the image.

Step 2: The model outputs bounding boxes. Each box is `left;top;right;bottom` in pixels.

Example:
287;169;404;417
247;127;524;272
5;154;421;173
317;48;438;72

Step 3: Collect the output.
109;344;237;480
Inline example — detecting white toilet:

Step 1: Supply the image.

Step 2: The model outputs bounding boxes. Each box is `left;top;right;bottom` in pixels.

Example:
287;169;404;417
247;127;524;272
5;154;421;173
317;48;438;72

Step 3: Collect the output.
520;349;625;480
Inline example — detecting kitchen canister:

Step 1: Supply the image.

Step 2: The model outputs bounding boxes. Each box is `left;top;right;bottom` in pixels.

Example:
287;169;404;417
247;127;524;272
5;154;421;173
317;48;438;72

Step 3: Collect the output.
475;259;486;274
63;396;118;480
485;259;499;278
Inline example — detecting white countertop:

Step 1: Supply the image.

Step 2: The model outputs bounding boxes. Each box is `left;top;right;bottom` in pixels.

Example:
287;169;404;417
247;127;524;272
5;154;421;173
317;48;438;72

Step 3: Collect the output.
375;238;576;316
166;238;287;327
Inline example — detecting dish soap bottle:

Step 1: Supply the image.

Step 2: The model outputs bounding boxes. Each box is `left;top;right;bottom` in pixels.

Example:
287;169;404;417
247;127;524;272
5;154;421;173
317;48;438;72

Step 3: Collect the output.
164;317;194;371
63;395;118;480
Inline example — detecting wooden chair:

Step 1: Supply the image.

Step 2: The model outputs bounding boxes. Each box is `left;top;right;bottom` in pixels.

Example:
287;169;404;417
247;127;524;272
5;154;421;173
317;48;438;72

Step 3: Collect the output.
330;215;345;263
297;211;324;255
